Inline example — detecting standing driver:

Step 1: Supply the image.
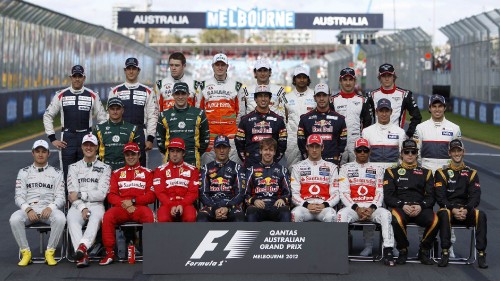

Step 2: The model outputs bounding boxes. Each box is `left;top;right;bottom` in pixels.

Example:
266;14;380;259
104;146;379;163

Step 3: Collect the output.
108;58;158;167
43;65;107;179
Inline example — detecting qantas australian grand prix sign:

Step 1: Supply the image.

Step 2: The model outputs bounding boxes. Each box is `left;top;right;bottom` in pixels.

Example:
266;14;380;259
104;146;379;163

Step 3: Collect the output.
118;9;383;30
143;222;348;274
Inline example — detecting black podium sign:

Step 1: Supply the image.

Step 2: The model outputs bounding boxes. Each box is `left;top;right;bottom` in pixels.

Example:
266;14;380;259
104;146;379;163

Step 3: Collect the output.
143;222;348;274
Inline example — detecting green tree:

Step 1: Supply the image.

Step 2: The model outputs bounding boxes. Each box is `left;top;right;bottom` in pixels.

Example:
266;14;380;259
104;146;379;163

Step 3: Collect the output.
199;29;239;43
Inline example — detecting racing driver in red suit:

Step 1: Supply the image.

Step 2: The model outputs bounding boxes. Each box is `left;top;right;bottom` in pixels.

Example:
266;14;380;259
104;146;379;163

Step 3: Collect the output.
99;142;155;266
153;138;199;222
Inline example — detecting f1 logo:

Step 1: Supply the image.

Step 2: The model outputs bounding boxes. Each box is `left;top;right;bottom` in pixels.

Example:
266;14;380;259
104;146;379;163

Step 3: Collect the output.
190;230;259;259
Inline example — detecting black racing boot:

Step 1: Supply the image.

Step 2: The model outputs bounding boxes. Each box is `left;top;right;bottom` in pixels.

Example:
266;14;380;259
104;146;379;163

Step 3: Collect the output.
437;249;449;267
382;247;395;267
418;247;435;265
478;251;488;269
396;248;408;265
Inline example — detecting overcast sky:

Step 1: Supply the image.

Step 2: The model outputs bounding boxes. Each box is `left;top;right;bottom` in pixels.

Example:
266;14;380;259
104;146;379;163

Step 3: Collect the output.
26;0;499;45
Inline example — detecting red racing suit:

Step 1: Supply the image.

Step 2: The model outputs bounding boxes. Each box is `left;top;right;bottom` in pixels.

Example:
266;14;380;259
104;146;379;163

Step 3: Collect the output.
101;163;155;251
153;161;199;222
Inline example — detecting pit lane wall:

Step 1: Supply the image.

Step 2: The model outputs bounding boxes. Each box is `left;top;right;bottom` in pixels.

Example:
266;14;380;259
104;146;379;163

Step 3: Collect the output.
413;93;500;126
0;83;115;128
143;222;348;274
0;1;159;128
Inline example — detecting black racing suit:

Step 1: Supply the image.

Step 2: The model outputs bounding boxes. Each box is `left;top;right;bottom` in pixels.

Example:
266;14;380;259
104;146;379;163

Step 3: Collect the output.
435;164;487;251
297;108;347;165
198;160;246;222
235;110;287;168
245;162;291;222
383;163;438;250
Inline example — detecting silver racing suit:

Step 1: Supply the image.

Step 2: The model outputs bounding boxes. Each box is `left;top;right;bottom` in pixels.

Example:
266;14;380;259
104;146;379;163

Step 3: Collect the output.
10;164;66;250
66;159;111;250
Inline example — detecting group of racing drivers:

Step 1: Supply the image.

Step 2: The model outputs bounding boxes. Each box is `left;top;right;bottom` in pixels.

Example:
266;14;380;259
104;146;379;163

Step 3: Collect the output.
9;52;488;269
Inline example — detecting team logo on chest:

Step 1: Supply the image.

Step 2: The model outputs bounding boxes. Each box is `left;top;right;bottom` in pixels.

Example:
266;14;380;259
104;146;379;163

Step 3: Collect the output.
447;170;454;178
112;135;120;142
178;121;186;129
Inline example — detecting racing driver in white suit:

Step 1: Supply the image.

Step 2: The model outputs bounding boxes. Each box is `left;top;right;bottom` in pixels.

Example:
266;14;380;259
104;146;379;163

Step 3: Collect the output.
337;138;395;266
283;66;316;168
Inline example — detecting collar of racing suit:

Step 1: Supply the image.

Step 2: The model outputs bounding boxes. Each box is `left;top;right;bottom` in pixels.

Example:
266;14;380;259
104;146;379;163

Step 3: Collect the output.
295;88;309;96
449;162;466;171
305;158;323;166
70;87;84;94
214;74;228;84
430;116;446;126
107;120;125;126
255;108;270;115
168;160;185;168
32;163;49;172
375;122;391;130
124;81;140;89
339;91;356;98
125;162;142;170
315;107;331;114
379;85;396;94
174;104;190;111
171;74;185;82
83;158;99;167
401;162;418;169
259;161;275;168
215;160;229;167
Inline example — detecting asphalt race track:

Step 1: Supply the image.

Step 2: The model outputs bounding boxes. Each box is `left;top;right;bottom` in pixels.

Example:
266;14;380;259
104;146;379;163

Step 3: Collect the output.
0;133;497;281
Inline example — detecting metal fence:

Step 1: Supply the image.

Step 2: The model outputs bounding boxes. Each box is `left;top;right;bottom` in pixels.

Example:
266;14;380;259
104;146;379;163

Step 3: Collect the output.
324;46;352;92
0;0;160;127
440;9;500;103
360;28;433;95
0;0;159;91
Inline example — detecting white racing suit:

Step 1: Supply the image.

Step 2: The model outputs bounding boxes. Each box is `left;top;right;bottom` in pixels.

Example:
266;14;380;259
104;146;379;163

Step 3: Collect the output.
413;118;461;172
66;159;111;251
283;87;316;168
330;91;372;164
291;159;339;222
337;161;394;249
413;117;461;252
10;164;66;251
361;123;406;169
